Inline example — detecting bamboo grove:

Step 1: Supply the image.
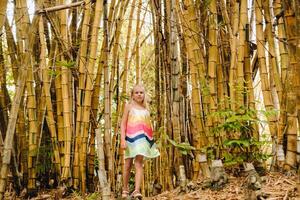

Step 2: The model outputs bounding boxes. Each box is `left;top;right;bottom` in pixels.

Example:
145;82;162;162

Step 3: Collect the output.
0;0;299;199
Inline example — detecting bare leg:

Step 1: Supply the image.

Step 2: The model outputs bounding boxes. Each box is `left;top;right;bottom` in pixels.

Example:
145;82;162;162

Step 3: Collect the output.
134;155;144;192
123;158;133;191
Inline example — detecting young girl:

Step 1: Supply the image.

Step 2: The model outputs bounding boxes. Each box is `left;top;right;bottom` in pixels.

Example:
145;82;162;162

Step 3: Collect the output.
120;84;160;199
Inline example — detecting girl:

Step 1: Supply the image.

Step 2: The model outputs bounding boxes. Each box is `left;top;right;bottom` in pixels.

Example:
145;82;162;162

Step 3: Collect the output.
120;84;160;199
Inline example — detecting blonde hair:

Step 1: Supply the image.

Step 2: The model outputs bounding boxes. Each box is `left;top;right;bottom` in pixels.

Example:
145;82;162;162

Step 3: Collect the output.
130;84;149;109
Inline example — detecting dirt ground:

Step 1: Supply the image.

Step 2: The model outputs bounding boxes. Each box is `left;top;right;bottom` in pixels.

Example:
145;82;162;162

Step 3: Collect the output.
4;172;299;200
145;172;298;200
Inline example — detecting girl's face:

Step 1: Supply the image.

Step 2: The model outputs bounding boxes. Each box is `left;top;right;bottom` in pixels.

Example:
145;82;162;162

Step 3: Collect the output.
132;86;145;104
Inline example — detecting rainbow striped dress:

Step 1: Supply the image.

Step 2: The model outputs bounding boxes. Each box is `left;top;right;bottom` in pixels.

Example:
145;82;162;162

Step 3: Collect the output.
125;107;160;159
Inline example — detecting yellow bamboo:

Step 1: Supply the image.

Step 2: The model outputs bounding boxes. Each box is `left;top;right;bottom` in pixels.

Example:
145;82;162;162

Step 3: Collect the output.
17;0;38;193
0;0;8;30
273;0;289;145
109;0;129;95
107;0;116;32
255;0;278;139
73;0;92;189
263;0;282;112
0;15;38;200
0;65;28;200
179;0;210;179
220;0;239;110
38;16;61;175
103;0;112;197
59;0;72;180
284;0;300;168
114;0;136;191
108;0;129;190
80;0;103;192
236;0;248;108
135;0;142;84
207;0;218;145
4;20;18;82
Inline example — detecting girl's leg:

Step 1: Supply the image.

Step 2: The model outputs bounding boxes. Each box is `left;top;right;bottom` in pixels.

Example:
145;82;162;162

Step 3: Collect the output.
134;155;144;192
123;158;133;191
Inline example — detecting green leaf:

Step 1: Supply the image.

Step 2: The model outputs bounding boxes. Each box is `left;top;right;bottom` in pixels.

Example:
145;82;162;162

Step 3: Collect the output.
56;60;76;68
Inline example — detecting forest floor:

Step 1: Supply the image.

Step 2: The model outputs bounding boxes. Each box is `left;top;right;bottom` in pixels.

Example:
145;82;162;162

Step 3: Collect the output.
4;172;299;200
145;172;298;200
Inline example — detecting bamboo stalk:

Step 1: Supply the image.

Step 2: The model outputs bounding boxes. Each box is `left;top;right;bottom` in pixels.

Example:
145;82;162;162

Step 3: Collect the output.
36;1;85;14
274;0;288;145
59;0;72;181
207;0;218;145
73;0;92;189
263;0;282;113
38;16;61;175
169;0;182;182
255;0;278;139
284;0;300;168
0;0;8;30
179;0;210;179
4;20;18;83
0;15;38;199
103;0;111;197
80;0;103;192
135;0;142;84
113;0;136;193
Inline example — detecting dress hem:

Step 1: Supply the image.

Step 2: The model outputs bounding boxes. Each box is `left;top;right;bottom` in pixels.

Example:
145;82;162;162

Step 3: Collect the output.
124;152;160;160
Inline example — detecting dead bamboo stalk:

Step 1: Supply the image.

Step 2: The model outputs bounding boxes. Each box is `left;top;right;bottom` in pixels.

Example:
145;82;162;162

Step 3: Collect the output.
36;1;85;14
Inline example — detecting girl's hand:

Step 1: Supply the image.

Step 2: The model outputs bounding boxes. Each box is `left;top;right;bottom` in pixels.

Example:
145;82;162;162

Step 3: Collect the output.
121;140;127;149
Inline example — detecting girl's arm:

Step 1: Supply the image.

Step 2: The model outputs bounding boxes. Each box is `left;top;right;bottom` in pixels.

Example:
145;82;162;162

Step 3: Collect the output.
120;103;130;149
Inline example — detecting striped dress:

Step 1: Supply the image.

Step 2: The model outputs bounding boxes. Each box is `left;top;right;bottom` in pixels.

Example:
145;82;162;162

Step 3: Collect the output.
125;107;160;159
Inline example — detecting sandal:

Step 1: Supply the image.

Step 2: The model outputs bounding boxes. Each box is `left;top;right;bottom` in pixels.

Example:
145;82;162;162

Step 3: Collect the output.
131;190;143;199
121;190;129;198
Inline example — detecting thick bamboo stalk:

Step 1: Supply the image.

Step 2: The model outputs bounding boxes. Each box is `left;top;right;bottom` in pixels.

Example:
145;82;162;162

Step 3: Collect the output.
103;0;111;197
26;41;38;194
0;15;38;199
38;16;61;175
273;0;289;145
162;0;175;187
0;41;8;139
236;0;248;108
108;0;129;191
113;0;136;192
86;0;104;192
263;0;282;113
169;0;182;182
207;0;218;145
109;0;129;95
59;0;72;181
151;0;171;189
5;16;28;181
0;68;28;200
107;0;116;33
255;0;278;138
0;0;8;30
135;0;142;84
15;0;38;193
96;127;110;200
179;0;210;179
150;0;164;186
219;0;239;110
284;0;300;168
80;0;103;192
4;20;18;82
73;0;92;189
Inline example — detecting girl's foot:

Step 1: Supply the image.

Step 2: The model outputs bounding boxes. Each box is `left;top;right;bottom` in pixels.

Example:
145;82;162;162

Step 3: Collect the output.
131;190;142;199
121;190;129;198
